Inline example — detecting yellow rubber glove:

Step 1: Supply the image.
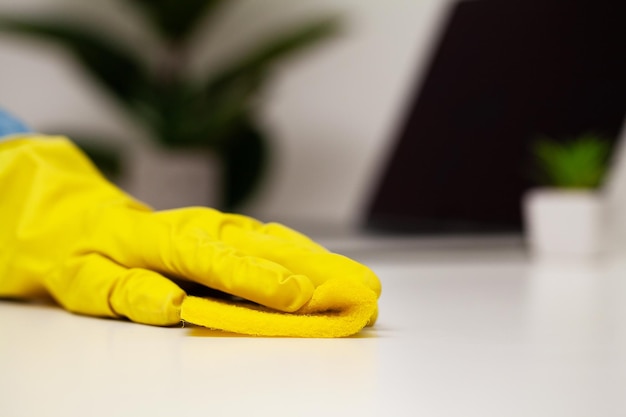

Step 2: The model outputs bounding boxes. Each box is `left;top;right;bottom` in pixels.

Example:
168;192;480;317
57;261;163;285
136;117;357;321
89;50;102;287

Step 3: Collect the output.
0;136;381;337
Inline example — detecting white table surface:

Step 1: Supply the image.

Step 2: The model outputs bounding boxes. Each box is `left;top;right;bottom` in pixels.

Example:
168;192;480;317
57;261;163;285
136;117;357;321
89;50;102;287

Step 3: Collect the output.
2;240;625;417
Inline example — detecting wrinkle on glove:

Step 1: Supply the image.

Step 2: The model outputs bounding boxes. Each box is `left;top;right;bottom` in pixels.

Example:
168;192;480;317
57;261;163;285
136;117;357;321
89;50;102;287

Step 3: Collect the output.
182;278;378;338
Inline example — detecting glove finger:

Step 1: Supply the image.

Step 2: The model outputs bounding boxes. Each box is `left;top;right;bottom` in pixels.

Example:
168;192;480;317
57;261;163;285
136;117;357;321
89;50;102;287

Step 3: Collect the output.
219;225;382;297
95;209;315;312
46;253;185;326
167;209;380;300
146;208;382;318
176;211;377;303
160;209;379;295
168;240;315;312
190;211;381;296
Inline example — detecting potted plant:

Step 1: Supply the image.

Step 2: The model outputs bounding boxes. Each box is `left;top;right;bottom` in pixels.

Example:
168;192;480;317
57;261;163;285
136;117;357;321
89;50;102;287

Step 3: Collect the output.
0;2;338;210
523;134;612;257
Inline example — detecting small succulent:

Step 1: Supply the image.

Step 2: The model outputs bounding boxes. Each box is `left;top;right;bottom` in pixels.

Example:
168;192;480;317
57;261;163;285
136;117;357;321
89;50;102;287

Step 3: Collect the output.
533;134;612;189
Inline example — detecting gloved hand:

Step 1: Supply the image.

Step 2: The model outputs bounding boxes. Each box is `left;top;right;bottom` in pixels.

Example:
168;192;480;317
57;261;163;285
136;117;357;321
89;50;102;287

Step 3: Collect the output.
0;136;381;336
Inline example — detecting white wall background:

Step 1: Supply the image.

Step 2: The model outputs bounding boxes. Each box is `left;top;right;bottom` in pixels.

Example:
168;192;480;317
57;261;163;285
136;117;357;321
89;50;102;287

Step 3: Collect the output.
0;0;454;226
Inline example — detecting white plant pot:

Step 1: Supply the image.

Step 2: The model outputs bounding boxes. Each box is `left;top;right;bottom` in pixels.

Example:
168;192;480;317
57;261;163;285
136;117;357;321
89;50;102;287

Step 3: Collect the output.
122;143;221;210
523;188;605;258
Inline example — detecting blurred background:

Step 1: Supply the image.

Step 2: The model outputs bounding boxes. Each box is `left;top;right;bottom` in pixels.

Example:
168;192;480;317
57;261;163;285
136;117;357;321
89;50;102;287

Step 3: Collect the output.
0;0;441;226
2;0;626;248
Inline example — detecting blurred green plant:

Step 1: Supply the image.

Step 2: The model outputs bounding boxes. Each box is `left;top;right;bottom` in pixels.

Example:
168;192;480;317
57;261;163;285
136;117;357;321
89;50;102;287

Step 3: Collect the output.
533;134;612;189
0;1;339;210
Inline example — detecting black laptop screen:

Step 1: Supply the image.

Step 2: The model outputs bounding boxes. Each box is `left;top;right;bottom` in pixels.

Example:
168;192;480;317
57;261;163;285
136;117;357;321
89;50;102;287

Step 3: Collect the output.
365;0;626;233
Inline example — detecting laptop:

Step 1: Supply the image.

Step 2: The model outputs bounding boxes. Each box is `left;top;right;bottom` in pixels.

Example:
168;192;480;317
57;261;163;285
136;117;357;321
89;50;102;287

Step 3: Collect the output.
361;0;626;241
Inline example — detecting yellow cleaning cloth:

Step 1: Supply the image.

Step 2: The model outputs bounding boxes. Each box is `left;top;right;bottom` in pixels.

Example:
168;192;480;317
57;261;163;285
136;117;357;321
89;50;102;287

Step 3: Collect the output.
181;278;378;338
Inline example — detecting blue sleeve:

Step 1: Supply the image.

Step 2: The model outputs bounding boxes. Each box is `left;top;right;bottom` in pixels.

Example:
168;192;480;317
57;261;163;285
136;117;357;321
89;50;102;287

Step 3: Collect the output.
0;108;32;140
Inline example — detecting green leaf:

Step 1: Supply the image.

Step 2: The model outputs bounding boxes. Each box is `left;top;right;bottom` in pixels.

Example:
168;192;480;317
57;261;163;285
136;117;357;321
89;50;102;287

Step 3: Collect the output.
0;17;149;110
125;0;225;41
158;16;340;149
218;118;269;211
533;134;612;188
139;79;253;148
207;16;340;90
